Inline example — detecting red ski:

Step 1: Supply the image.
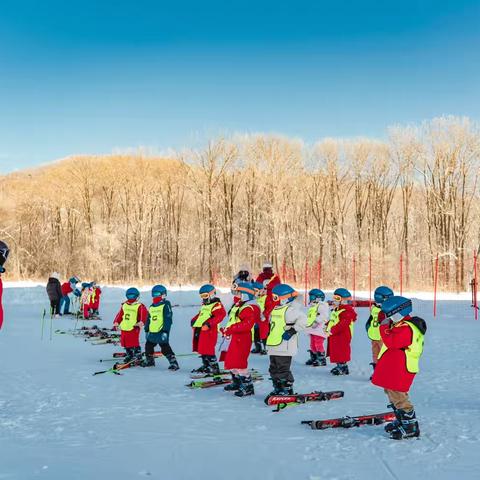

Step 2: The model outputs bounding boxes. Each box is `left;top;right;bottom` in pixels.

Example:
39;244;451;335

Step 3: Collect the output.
265;391;344;411
302;411;396;430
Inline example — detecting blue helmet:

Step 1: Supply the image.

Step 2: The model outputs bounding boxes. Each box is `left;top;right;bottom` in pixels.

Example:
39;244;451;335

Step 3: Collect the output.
81;282;89;289
374;286;394;304
69;276;80;285
152;284;167;298
308;288;325;303
126;287;140;300
272;284;298;305
333;288;352;299
381;296;412;321
251;282;265;294
199;284;216;303
235;282;256;301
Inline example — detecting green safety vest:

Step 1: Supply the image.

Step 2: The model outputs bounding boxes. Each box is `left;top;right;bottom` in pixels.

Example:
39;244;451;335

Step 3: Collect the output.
120;302;141;331
266;305;289;347
377;321;424;373
257;295;267;312
367;305;382;341
148;304;166;333
326;308;354;336
192;302;218;328
226;305;241;328
307;304;318;328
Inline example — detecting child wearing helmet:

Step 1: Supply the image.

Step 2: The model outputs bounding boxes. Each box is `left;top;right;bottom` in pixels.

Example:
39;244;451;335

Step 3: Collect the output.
251;282;269;354
255;262;281;325
221;282;260;397
305;289;330;367
191;284;226;374
371;296;426;440
113;287;149;364
366;286;393;378
143;285;179;371
265;283;308;396
91;283;102;317
59;276;80;315
326;288;357;375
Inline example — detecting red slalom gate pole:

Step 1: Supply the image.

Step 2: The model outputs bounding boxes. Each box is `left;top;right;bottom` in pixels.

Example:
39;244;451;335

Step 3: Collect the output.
281;259;286;283
400;253;403;296
304;259;309;306
317;258;322;289
368;254;372;307
474;252;478;320
433;254;439;317
352;255;356;304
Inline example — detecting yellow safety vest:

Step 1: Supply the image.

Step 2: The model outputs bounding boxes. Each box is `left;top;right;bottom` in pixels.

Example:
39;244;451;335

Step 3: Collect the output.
257;295;267;312
326;308;354;336
266;305;289;347
226;305;241;329
148;304;166;333
120;302;141;331
377;321;424;373
307;304;318;328
367;305;382;341
192;302;219;328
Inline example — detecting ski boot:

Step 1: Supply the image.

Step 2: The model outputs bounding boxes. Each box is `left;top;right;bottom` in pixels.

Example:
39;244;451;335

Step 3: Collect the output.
331;363;349;375
389;409;420;440
124;348;134;363
251;341;262;354
260;340;267;355
384;403;400;433
142;355;155;367
167;355;180;371
224;374;241;391
133;347;144;366
369;362;376;381
191;356;209;373
305;350;316;366
273;379;294;395
235;376;255;397
317;352;327;366
206;355;221;375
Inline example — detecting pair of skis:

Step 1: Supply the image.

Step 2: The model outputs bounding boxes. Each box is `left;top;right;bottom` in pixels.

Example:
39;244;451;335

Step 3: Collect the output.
187;373;264;389
302;412;396;429
265;391;344;412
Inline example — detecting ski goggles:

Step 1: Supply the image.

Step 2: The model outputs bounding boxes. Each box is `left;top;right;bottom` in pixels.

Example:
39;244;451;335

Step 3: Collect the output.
200;291;214;299
236;285;255;296
272;291;299;303
332;294;352;303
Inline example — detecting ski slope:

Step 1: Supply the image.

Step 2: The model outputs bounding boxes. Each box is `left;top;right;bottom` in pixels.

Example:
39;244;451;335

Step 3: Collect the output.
0;285;478;480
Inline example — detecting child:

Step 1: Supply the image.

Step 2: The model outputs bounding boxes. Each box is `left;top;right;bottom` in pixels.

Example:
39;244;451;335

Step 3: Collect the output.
191;284;226;374
113;287;148;363
372;296;426;440
366;286;393;377
144;284;179;370
251;282;269;354
60;276;80;315
305;288;329;367
221;282;260;396
326;288;357;375
91;282;102;316
266;283;307;395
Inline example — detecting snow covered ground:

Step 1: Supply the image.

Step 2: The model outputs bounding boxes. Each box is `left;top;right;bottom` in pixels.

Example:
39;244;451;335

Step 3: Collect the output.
0;285;478;480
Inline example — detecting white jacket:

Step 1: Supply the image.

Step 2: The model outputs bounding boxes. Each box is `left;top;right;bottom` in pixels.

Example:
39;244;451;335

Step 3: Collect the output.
305;301;330;337
266;299;308;357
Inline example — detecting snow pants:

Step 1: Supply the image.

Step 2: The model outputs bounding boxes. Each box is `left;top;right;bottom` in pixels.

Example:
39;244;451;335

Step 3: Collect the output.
145;340;175;357
50;299;60;316
269;355;294;383
60;295;70;314
384;389;414;411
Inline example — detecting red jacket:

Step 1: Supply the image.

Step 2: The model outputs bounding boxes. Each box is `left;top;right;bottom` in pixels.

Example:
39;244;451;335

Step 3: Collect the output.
0;277;3;330
327;304;357;363
371;317;426;392
113;300;148;348
92;287;102;308
255;272;281;321
224;303;258;370
61;282;73;296
191;300;226;356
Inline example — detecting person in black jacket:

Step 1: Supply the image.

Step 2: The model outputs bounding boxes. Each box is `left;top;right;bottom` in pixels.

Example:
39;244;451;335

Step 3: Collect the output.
46;273;62;317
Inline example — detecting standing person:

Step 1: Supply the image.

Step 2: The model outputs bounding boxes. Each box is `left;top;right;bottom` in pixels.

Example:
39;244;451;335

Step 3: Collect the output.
251;282;269;354
222;282;259;397
255;262;281;323
143;285;179;371
91;282;102;316
266;284;308;396
113;288;148;363
305;288;330;367
366;286;393;378
191;284;226;374
60;276;80;315
326;288;357;375
372;296;426;440
0;241;9;331
232;264;253;303
46;273;62;317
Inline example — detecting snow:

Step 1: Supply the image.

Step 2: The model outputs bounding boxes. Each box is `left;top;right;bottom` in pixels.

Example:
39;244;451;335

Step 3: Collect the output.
0;285;478;479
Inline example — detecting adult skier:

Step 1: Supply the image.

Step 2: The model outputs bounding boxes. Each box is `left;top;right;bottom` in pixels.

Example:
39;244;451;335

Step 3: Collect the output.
266;283;308;395
0;241;9;330
326;288;357;375
255;262;281;323
46;273;62;317
371;296;426;440
191;284;226;374
305;288;330;367
143;285;179;371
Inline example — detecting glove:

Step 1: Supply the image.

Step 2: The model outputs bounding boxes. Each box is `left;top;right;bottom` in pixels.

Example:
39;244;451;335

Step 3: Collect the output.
223;327;232;337
201;322;211;331
112;325;118;331
282;328;296;341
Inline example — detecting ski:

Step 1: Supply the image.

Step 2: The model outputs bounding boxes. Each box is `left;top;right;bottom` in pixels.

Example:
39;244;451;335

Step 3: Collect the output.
265;390;344;412
90;338;119;345
112;351;196;358
301;411;396;430
92;358;143;376
190;368;259;379
187;374;263;389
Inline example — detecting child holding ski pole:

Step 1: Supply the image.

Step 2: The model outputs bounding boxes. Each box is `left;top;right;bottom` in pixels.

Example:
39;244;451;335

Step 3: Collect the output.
143;285;179;370
113;288;148;364
371;296;426;440
305;289;329;367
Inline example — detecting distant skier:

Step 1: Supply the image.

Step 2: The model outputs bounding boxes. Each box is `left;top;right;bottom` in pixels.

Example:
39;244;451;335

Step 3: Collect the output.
91;283;102;316
255;262;281;324
46;273;62;317
305;289;330;367
0;240;9;330
60;276;80;315
232;264;253;303
266;283;308;396
221;282;259;397
251;282;269;354
143;285;179;371
371;296;426;440
326;288;357;375
190;284;226;374
365;286;393;378
113;287;148;363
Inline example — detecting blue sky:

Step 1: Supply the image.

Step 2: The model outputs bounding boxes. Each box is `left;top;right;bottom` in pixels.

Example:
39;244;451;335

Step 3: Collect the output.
0;0;479;172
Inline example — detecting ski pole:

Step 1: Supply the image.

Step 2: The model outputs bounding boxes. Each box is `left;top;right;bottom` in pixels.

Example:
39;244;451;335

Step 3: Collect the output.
41;308;46;340
49;306;54;341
